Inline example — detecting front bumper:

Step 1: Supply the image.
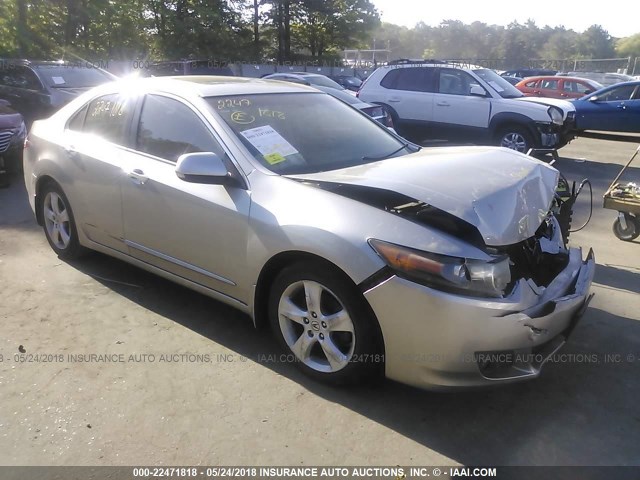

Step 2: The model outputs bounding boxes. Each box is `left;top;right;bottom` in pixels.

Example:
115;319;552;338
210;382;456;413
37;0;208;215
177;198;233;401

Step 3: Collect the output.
364;247;595;389
536;113;576;148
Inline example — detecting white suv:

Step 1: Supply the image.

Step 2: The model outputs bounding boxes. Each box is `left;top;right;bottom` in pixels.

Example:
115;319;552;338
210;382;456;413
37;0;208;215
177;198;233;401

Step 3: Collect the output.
358;61;577;152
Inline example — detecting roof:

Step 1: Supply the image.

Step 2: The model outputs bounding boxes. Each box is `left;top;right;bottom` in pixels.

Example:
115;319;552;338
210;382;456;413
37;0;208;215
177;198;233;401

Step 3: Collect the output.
112;75;322;98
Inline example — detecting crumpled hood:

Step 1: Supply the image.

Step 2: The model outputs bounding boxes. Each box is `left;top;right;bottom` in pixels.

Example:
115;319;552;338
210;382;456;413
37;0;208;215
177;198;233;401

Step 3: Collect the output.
290;146;559;246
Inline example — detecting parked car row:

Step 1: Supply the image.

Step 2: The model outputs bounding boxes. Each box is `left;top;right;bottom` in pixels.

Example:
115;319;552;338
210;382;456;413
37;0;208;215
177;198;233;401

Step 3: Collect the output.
1;57;637;162
356;60;577;152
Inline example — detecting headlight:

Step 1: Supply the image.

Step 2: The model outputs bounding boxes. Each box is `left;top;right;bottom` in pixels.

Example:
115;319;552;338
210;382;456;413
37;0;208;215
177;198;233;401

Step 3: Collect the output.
368;239;511;298
547;106;563;126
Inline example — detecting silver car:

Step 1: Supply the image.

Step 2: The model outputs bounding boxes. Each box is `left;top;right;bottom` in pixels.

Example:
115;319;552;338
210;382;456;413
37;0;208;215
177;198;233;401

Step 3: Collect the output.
23;76;595;389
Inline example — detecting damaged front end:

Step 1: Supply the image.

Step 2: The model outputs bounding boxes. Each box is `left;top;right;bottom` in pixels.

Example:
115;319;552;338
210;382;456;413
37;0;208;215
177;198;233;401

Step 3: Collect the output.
306;182;593;388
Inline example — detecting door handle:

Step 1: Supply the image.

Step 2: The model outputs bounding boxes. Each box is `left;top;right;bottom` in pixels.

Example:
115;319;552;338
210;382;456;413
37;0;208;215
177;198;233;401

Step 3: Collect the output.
127;168;148;185
388;97;401;103
436;102;450;107
617;104;626;110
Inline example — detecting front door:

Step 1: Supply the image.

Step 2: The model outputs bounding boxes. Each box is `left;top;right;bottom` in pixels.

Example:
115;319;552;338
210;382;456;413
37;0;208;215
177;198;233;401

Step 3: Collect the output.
121;94;251;301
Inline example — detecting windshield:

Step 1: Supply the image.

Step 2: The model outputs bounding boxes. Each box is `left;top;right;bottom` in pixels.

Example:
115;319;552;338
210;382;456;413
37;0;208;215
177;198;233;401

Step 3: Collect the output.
473;69;523;98
35;66;113;88
208;93;411;175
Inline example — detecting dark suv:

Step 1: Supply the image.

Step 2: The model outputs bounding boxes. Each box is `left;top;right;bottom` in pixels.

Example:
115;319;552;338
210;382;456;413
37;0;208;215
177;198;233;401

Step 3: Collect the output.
0;100;26;181
0;60;115;125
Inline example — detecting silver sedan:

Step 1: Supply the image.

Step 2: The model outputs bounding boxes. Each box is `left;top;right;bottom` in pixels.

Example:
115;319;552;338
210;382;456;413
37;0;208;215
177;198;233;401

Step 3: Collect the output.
23;76;595;389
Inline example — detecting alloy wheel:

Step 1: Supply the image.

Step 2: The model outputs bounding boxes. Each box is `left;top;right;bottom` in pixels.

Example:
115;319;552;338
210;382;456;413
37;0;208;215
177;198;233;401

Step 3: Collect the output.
43;191;72;250
501;132;528;152
278;280;356;373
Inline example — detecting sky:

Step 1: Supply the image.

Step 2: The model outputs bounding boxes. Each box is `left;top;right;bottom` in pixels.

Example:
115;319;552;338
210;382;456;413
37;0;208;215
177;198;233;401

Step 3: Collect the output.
371;0;638;38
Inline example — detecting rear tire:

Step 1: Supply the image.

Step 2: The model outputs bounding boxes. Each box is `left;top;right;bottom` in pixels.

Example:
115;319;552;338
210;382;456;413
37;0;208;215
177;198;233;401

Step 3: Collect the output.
612;213;640;241
40;182;86;259
268;260;384;385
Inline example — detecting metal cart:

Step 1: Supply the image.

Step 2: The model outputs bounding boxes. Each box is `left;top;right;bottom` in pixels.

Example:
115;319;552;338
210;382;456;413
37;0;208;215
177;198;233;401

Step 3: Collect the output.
603;145;640;241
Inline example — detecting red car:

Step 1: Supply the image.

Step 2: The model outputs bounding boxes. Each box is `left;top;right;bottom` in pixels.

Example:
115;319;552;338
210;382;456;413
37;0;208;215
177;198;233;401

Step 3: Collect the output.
515;76;603;99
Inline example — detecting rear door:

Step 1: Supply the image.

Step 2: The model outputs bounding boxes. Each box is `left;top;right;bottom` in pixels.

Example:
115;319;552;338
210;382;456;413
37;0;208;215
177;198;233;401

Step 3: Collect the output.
121;93;251;301
62;92;136;252
376;67;435;125
538;78;560;98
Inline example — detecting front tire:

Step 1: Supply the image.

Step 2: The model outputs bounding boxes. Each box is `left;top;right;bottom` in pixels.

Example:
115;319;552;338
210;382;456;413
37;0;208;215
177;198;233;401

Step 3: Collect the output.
612;213;640;241
268;261;384;385
40;182;85;259
496;125;535;153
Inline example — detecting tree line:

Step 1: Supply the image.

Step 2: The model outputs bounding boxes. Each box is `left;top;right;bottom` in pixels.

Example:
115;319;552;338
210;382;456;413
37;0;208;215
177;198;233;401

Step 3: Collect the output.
370;20;640;68
0;0;379;63
0;1;639;69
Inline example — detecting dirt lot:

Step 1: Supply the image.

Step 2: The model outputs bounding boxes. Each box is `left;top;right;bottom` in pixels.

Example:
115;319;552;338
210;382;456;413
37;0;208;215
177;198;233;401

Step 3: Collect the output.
1;136;639;467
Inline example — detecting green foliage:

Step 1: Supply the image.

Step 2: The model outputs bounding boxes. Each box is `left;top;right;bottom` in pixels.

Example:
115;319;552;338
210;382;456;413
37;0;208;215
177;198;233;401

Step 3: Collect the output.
617;33;640;58
367;20;632;69
0;1;634;69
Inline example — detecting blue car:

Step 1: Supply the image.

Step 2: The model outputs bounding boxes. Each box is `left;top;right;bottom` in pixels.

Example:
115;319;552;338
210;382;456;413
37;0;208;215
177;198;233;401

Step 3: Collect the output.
572;81;640;133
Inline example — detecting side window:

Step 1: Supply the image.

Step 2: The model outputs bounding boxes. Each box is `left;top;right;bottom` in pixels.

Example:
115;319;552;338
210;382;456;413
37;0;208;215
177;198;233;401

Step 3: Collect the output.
563;81;589;94
83;94;133;145
396;68;433;92
67;104;89;131
0;67;18;87
540;79;558;90
438;69;477;96
380;69;401;89
599;85;636;102
525;80;538;88
136;95;224;162
380;68;434;92
18;67;43;90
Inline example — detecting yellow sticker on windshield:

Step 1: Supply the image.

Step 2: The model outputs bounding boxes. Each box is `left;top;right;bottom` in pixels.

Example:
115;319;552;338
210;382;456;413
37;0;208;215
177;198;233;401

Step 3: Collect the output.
264;153;286;165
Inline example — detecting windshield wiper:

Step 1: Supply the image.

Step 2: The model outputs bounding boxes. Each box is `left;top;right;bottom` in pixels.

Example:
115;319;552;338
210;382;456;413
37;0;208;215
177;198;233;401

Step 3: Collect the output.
362;142;418;162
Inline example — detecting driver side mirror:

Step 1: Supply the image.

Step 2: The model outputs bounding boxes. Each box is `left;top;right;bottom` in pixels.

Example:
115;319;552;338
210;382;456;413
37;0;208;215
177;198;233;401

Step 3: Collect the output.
588;95;599;102
175;152;245;188
469;85;486;97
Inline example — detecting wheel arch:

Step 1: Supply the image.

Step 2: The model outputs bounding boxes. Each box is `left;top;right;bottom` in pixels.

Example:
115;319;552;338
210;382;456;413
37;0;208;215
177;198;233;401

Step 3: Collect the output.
34;175;59;226
489;113;540;145
253;250;355;329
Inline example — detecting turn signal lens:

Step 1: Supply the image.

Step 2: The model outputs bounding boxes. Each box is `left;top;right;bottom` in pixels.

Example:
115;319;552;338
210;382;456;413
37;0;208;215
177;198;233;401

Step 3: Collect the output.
368;239;510;297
